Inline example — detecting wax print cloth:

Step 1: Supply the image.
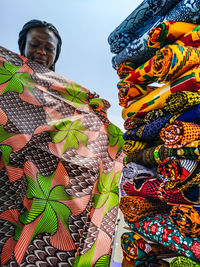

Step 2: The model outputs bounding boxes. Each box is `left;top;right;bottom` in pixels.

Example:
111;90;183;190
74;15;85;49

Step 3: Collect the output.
126;213;200;263
107;0;182;54
111;0;200;70
148;21;197;49
170;256;200;266
122;140;148;155
0;46;124;267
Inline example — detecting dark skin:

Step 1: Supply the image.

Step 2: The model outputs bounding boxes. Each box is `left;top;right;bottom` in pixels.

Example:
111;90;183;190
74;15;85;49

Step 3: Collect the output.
23;27;58;69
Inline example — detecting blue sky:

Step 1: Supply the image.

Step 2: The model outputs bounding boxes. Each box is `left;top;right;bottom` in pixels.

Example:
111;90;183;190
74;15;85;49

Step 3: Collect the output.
1;0;142;130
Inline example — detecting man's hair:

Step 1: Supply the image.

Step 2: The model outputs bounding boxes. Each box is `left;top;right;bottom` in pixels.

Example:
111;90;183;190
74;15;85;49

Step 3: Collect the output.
18;19;62;70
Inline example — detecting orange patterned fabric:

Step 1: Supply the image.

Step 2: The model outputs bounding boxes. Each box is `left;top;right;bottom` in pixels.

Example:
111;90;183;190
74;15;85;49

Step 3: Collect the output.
160;121;200;148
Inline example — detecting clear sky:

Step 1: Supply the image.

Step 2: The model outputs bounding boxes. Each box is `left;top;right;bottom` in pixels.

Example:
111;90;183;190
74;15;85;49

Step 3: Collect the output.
1;0;142;130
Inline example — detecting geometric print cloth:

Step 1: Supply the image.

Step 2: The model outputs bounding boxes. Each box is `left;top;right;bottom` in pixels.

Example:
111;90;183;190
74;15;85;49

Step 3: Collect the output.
0;46;124;267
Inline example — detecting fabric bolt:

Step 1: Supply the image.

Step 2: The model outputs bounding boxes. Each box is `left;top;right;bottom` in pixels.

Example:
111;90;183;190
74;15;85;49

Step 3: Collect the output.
118;83;156;108
170;205;200;237
117;61;136;79
158;159;200;192
124;116;144;131
122;178;196;205
107;0;182;54
122;65;200;120
119;195;169;223
0;46;124;267
126;213;200;262
170;256;200;266
122;140;148;155
123;115;172;142
160;121;200;148
148;21;197;48
164;91;200;114
122;162;157;183
151;45;200;83
111;0;200;70
144;109;168;124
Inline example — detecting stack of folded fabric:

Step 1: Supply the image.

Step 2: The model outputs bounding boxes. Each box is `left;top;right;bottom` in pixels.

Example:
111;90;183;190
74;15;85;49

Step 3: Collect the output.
108;2;200;266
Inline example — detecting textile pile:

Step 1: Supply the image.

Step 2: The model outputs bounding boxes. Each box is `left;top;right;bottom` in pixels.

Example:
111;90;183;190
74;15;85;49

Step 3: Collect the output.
108;0;200;266
0;46;124;266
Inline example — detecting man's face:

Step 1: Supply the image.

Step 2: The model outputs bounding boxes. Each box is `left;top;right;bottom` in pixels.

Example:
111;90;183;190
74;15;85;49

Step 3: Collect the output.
23;27;58;69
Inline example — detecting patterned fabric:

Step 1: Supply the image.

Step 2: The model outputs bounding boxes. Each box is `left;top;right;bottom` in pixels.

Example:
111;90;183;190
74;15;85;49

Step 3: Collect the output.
0;46;124;266
123;115;171;142
122;162;157;183
111;0;200;70
170;205;200;237
144;109;168;124
123;179;195;205
124;116;144;130
164;91;200;114
148;21;197;48
122;65;200;120
119;195;169;223
160;121;200;148
117;61;136;79
126;213;200;262
122;140;148;155
107;0;182;54
158;159;200;192
170;256;200;266
151;45;200;83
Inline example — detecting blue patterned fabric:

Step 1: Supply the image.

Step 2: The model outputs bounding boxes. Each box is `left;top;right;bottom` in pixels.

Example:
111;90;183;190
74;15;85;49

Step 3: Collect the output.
111;0;200;69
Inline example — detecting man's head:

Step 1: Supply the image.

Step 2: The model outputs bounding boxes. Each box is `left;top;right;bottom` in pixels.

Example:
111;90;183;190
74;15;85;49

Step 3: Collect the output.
18;20;62;70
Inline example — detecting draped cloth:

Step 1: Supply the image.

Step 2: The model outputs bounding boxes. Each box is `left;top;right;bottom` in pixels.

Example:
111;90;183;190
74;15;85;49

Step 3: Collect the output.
170;256;200;266
0;46;124;266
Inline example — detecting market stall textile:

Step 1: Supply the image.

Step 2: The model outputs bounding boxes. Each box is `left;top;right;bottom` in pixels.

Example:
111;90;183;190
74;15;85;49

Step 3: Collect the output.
111;0;200;70
107;0;182;54
170;256;200;266
125;213;200;263
0;46;124;266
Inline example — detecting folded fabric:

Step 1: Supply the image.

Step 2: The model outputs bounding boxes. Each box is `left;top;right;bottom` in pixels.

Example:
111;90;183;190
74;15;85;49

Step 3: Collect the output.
122;162;157;183
123;179;194;204
164;91;200;114
117;61;136;79
123;140;148;155
111;0;200;70
118;83;156;107
119;195;169;222
108;0;182;54
124;116;145;130
151;45;200;83
148;21;197;48
170;256;200;266
170;205;200;237
158;159;200;192
126;213;200;263
160;121;200;148
123;115;172;142
144;109;169;124
122;66;200;120
0;46;124;267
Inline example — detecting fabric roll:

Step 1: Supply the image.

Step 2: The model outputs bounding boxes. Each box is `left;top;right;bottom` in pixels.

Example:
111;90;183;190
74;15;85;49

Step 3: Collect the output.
123;115;172;142
170;256;200;266
151;45;200;83
160;121;200;148
148;21;197;48
123;178;197;204
158;159;200;192
126;213;200;263
164;91;200;114
119;195;169;223
170;205;200;237
0;46;124;267
122;162;157;183
122;140;148;155
111;0;200;70
122;65;200;120
108;0;182;54
144;109;168;124
117;61;136;79
124;116;144;130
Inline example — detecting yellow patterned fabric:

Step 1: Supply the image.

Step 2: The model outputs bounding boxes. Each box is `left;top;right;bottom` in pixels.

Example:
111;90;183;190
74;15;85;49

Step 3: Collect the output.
117;61;136;79
164;91;200;114
122;66;200;120
160;121;200;148
170;205;200;237
148;21;197;48
151;45;200;83
122;140;148;155
119;196;169;222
